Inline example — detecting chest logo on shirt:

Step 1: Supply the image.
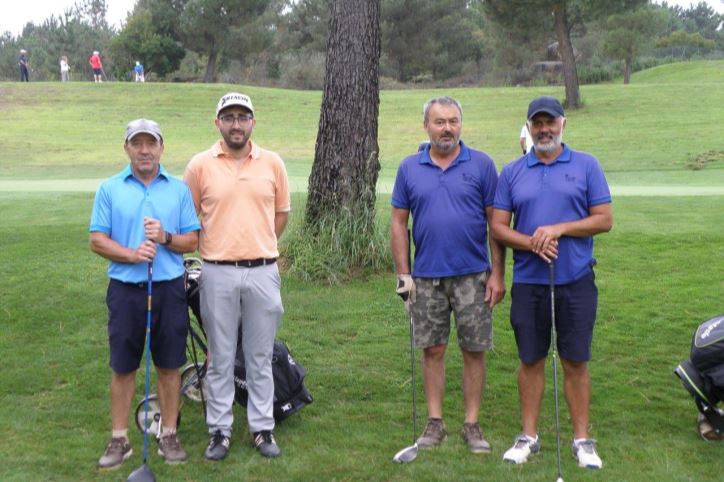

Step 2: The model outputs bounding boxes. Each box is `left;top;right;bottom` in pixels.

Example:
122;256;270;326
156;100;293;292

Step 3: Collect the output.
565;174;577;182
462;173;476;184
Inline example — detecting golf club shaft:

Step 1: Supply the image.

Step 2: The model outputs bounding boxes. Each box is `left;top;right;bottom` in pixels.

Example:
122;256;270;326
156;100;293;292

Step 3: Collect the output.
549;262;563;480
407;229;416;444
143;262;153;463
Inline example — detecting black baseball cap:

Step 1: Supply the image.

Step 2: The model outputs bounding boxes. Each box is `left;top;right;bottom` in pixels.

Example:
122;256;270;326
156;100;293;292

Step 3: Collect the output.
527;96;565;120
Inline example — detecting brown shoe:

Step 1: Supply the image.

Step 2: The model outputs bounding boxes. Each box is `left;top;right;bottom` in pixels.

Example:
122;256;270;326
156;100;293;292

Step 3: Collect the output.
416;418;447;448
98;437;132;470
461;422;492;454
158;432;188;464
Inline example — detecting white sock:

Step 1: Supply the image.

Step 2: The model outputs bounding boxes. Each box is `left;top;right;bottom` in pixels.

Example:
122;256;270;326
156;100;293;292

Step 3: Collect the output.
525;434;538;442
162;426;176;436
573;437;587;445
112;429;128;440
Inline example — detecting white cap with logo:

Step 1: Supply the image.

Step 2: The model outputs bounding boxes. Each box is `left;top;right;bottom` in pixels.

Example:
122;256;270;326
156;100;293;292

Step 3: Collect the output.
216;92;254;117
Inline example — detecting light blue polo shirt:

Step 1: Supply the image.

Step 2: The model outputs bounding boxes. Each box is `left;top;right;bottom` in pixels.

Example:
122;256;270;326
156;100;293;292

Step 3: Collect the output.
90;164;201;283
391;141;498;278
494;145;611;285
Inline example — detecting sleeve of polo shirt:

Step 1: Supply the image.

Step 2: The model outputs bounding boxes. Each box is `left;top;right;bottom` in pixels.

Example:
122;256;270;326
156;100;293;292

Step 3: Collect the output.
179;186;201;233
89;182;112;234
390;162;410;209
493;166;513;212
480;158;498;207
274;157;291;213
182;161;202;214
586;158;612;207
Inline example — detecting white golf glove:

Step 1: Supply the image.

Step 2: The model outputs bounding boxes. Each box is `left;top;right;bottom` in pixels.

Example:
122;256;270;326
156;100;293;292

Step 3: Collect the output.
396;274;416;307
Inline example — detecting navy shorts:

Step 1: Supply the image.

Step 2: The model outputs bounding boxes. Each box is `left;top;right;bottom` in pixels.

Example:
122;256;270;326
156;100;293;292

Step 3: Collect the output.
106;276;188;373
510;271;598;364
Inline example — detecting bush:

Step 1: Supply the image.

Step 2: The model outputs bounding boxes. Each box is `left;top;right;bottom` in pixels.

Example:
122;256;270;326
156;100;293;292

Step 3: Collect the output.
278;51;325;90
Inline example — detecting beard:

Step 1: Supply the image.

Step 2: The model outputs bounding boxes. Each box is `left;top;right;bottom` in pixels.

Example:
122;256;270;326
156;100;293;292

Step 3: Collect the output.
430;132;459;154
534;132;563;153
222;129;251;150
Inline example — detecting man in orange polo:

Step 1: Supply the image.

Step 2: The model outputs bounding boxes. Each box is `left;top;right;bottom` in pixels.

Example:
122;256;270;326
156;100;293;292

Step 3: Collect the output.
184;92;291;460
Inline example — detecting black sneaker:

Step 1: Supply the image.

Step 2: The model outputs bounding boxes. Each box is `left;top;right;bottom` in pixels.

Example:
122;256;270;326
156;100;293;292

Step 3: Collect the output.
253;430;281;458
204;430;230;461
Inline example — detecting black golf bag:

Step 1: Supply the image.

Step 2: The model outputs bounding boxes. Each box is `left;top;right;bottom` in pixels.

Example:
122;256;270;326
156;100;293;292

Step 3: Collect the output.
234;338;313;422
674;314;724;440
184;258;313;423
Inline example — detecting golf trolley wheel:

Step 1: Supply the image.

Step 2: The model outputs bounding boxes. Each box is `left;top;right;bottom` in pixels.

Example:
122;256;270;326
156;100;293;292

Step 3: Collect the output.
181;363;207;403
134;395;182;437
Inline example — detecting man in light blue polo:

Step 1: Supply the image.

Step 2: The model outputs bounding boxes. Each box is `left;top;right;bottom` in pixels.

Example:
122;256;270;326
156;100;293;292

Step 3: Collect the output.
391;96;506;455
90;119;200;470
491;96;612;469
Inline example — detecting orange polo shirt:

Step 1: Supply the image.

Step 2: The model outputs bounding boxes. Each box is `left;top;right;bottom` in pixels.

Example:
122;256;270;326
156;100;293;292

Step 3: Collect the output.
183;140;291;260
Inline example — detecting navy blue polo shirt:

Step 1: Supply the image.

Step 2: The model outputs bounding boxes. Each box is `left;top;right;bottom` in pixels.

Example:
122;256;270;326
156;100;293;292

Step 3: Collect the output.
90;164;201;283
391;141;498;278
494;145;611;285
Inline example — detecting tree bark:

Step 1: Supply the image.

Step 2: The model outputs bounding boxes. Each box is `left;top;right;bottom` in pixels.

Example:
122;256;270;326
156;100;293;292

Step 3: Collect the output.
623;57;632;84
552;2;580;109
204;40;218;83
306;0;381;227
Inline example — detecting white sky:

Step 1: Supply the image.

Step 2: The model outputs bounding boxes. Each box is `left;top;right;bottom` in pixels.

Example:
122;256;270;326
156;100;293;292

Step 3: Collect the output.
0;0;722;37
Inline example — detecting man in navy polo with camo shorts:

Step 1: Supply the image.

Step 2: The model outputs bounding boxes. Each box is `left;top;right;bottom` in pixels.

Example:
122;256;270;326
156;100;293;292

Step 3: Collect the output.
391;96;506;455
491;96;612;470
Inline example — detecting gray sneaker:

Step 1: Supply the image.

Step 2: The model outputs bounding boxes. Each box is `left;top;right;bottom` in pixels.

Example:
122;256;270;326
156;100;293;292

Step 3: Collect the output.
461;422;492;454
253;430;281;458
204;430;230;461
416;418;447;448
158;432;187;464
98;437;132;470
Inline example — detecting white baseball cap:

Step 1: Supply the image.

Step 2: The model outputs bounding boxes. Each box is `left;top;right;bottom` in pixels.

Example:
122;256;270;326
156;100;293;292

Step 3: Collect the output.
216;92;254;117
125;119;163;143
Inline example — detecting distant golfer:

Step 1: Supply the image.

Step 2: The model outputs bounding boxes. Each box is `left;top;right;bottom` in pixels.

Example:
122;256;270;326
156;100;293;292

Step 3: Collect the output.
390;96;506;454
89;50;103;82
18;49;29;82
519;122;533;155
184;92;291;460
60;56;70;82
491;96;612;469
90;119;200;469
134;61;145;82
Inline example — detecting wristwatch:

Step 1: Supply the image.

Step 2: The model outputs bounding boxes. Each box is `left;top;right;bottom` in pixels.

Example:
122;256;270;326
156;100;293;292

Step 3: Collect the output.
161;231;172;246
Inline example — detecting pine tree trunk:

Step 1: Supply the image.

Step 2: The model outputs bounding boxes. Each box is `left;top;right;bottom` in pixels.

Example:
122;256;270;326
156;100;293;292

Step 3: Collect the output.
306;0;381;227
204;42;218;83
552;3;580;109
624;58;632;84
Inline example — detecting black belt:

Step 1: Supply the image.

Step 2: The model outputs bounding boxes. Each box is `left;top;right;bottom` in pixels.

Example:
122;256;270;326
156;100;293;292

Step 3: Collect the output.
203;258;276;268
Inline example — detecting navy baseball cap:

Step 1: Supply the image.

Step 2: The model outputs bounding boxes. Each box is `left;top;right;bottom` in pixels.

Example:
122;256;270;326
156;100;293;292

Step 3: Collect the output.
527;96;565;120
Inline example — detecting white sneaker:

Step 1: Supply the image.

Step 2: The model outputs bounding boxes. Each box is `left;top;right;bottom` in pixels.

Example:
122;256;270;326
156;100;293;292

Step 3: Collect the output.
572;439;602;469
503;434;540;464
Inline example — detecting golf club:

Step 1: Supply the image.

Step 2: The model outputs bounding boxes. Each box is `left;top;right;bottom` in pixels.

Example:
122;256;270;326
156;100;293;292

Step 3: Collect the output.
128;262;156;482
549;262;564;482
393;229;418;464
392;311;418;463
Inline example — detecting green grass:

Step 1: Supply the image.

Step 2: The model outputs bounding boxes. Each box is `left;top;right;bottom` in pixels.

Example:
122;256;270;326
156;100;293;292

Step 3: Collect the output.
0;191;722;481
1;60;722;188
1;61;723;480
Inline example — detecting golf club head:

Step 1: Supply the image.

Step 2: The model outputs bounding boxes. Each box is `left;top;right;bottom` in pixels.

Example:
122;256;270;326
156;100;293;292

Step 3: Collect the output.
127;463;156;482
556;478;564;482
392;443;418;463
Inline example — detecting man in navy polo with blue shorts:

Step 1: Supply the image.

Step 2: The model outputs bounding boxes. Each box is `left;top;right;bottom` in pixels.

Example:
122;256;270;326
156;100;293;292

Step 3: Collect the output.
90;119;200;470
491;96;612;469
391;96;506;455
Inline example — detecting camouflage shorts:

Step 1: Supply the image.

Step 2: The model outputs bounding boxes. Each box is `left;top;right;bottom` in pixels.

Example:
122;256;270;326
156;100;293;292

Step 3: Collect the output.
410;272;493;351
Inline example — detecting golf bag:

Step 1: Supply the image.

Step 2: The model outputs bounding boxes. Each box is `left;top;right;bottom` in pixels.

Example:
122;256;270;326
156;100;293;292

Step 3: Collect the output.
674;314;724;440
184;258;312;423
234;338;313;422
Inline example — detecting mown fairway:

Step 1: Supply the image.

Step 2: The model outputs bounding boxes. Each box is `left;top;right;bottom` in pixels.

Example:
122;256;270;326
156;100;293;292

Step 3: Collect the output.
0;61;722;481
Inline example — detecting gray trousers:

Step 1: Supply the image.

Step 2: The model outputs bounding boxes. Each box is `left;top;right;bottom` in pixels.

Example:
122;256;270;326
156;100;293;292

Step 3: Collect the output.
200;262;283;435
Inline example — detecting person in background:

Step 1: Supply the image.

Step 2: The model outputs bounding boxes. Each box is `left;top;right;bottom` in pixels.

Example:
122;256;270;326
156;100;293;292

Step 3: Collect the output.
18;49;29;82
60;56;70;82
